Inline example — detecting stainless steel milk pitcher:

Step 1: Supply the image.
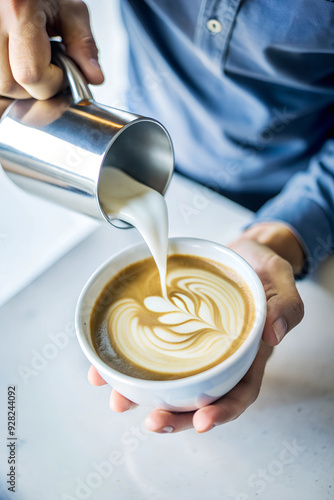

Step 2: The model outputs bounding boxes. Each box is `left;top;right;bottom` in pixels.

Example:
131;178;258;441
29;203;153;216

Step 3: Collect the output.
0;42;174;227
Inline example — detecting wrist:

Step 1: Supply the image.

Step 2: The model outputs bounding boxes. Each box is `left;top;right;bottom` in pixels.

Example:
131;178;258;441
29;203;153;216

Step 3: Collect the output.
240;222;305;275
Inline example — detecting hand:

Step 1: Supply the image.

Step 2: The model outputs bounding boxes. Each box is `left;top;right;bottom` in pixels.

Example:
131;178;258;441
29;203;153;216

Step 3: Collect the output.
229;224;305;346
0;0;104;100
0;97;12;118
88;341;273;433
88;223;305;433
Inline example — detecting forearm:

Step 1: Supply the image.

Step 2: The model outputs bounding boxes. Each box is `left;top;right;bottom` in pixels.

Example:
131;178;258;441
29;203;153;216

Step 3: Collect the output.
248;140;334;276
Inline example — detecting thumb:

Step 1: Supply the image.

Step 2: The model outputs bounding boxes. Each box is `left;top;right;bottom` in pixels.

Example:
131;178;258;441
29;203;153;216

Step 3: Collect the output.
229;238;305;347
59;1;104;85
262;258;304;346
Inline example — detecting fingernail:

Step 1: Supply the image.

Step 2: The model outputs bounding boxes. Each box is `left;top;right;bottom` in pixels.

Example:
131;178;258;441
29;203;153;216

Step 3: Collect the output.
272;317;287;343
161;426;174;433
89;58;102;71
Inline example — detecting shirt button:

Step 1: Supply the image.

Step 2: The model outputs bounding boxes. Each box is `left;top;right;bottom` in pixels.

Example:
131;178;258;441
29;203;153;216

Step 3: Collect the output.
206;18;223;34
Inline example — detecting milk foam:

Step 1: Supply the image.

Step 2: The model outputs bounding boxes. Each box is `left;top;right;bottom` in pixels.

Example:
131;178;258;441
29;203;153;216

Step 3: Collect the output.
106;260;250;377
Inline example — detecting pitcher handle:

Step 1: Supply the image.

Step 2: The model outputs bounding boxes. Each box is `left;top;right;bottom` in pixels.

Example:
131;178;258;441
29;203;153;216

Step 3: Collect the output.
51;40;94;105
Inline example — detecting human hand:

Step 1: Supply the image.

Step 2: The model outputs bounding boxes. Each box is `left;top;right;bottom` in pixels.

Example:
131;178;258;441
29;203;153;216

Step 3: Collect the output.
88;340;273;433
88;223;305;433
229;224;305;347
0;0;104;100
0;97;12;118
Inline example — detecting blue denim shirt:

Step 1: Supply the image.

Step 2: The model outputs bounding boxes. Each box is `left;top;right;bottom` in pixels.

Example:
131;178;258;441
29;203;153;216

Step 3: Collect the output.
121;0;334;273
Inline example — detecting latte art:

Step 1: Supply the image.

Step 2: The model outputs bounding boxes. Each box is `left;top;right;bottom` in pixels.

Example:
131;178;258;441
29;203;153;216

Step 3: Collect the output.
91;255;255;380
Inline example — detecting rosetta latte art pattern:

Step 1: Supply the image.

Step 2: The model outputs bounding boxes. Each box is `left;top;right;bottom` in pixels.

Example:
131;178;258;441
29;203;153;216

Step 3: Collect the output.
106;259;253;378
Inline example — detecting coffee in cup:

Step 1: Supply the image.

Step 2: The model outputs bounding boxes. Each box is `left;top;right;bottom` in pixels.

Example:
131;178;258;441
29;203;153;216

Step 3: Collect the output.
90;253;256;381
76;238;266;411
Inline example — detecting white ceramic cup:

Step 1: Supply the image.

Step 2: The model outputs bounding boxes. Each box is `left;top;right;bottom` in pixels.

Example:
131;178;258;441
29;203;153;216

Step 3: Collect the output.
75;237;266;411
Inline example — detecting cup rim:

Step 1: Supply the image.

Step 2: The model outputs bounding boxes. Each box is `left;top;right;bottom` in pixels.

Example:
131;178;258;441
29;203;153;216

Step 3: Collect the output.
75;237;266;389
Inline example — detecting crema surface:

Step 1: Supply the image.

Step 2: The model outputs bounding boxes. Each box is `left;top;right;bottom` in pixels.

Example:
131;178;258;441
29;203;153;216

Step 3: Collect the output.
91;255;255;380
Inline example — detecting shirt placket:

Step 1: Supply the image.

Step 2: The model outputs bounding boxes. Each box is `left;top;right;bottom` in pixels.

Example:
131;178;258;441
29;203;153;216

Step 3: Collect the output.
195;0;244;69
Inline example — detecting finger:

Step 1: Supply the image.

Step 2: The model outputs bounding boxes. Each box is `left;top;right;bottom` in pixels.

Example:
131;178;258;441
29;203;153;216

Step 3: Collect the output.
193;341;272;433
261;257;304;346
0;33;30;98
87;365;107;386
144;342;272;434
9;10;64;99
193;378;259;432
228;240;304;346
59;1;104;85
145;409;195;434
109;389;138;412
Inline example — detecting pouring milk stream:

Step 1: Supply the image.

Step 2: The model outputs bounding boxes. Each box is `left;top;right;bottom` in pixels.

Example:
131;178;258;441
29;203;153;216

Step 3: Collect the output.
94;167;254;380
99;167;169;297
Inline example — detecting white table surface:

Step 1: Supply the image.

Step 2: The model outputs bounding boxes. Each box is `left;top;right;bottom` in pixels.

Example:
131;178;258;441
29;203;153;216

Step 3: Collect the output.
0;172;333;500
0;168;98;308
0;0;125;310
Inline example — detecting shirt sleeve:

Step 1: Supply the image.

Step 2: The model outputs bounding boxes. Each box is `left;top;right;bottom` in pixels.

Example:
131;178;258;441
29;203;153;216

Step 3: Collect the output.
250;138;334;277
